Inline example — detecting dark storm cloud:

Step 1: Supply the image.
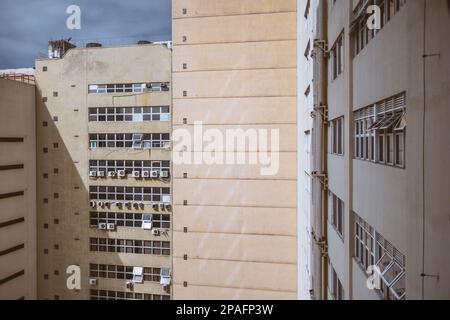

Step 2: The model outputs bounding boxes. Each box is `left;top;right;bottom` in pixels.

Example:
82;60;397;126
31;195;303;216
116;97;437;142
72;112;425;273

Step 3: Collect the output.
0;0;171;69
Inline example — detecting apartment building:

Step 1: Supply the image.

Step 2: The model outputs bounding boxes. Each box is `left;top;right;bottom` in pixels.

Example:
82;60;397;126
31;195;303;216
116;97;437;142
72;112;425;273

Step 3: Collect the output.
171;0;298;299
34;41;173;300
0;77;37;300
298;0;450;300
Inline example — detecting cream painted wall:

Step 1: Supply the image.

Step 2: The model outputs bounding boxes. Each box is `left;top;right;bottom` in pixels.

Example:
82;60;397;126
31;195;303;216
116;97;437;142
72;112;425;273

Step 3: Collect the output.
172;0;297;300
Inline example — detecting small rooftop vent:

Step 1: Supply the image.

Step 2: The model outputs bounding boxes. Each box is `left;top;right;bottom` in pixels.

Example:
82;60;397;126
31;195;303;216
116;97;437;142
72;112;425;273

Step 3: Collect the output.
137;40;152;45
86;42;102;48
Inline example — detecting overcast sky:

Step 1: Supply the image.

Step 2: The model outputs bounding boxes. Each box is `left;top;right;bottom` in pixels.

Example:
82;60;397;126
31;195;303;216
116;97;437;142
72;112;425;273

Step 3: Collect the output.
0;0;171;69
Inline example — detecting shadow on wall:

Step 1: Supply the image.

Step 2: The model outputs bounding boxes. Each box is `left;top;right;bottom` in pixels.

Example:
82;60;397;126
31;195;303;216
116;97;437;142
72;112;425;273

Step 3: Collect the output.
35;86;93;299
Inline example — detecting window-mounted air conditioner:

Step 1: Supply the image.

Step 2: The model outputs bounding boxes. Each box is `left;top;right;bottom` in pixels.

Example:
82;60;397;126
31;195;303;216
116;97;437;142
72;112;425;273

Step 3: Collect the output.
98;223;107;230
126;281;134;290
150;170;159;178
160;170;169;178
131;171;140;178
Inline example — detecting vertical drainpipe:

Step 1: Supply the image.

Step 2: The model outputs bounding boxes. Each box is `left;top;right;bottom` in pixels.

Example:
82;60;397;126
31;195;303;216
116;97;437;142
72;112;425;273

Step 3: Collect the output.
320;0;329;301
311;0;328;300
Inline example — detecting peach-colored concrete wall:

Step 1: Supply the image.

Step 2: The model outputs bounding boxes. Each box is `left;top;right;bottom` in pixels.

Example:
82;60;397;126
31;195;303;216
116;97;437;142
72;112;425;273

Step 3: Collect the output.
172;0;297;299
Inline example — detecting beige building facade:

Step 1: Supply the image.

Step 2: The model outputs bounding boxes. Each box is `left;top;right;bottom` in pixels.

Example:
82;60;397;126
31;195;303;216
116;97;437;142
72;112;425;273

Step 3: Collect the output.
0;77;37;300
172;0;298;299
35;43;173;300
297;0;450;300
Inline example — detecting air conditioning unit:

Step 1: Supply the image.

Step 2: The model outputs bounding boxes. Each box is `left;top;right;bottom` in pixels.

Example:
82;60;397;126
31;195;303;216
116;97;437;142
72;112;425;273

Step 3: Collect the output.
107;223;116;231
160;171;169;178
104;202;110;208
90;201;97;208
107;171;117;177
150;170;159;178
117;170;126;177
89;278;97;286
89;171;97;177
152;203;159;211
116;202;123;208
125;202;132;208
132;171;140;178
152;229;160;236
164;203;172;211
126;281;134;290
98;201;104;208
98;223;107;230
142;171;150;178
159;203;165;211
139;202;145;209
97;171;105;177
